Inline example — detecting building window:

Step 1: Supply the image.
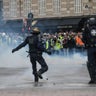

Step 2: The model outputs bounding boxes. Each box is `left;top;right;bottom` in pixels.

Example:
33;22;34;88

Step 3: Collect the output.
23;0;31;16
38;0;46;15
9;0;17;17
53;0;61;14
74;0;82;13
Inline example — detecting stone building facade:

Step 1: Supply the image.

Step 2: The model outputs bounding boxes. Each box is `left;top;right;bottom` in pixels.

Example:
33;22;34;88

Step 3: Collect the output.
2;0;96;20
1;0;96;32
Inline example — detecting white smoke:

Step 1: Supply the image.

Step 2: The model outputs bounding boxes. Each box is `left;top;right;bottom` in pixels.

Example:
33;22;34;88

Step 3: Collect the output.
0;45;87;68
0;46;30;68
44;52;87;66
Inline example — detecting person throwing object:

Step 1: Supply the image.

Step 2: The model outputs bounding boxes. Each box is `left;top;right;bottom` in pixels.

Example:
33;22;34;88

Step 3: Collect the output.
12;27;51;83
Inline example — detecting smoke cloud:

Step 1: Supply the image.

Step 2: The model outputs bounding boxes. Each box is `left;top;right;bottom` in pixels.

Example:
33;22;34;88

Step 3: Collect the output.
0;45;87;68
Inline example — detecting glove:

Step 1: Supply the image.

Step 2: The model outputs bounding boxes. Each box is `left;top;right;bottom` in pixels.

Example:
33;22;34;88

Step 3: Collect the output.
12;48;17;53
46;50;52;55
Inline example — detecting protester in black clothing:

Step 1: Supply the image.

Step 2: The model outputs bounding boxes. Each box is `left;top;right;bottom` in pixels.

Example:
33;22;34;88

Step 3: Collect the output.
12;27;51;83
83;17;96;84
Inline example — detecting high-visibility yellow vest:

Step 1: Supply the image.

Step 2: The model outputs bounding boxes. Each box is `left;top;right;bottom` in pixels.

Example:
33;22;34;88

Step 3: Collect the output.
46;40;49;49
54;41;61;50
58;36;63;48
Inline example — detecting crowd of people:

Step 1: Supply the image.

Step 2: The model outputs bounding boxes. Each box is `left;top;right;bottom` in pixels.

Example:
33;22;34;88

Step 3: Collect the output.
0;32;24;47
41;31;85;55
0;30;86;56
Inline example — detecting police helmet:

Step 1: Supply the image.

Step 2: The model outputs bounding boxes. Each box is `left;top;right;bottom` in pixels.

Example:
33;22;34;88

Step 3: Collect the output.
87;17;96;26
32;27;40;34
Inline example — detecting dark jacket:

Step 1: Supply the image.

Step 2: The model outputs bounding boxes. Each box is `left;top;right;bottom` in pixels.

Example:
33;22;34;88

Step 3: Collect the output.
14;34;46;54
83;25;96;47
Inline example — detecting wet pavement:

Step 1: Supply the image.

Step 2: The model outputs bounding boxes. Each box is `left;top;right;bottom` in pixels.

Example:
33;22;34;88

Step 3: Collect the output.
0;49;96;96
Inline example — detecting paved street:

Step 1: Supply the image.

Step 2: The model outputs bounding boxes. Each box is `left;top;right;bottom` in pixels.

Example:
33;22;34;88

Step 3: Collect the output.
0;48;96;96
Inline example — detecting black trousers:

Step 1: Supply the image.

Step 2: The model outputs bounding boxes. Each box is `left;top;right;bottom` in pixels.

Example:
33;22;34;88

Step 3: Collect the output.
87;47;96;81
30;53;48;76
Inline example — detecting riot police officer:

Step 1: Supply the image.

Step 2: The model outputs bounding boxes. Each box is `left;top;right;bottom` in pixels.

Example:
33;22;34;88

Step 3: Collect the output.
12;27;51;83
83;17;96;84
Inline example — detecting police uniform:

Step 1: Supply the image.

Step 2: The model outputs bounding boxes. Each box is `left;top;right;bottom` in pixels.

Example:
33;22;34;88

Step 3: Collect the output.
83;17;96;84
12;27;51;82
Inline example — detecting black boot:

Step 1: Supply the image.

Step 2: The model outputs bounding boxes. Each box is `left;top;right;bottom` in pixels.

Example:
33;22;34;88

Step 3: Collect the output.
34;74;39;82
88;80;96;84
